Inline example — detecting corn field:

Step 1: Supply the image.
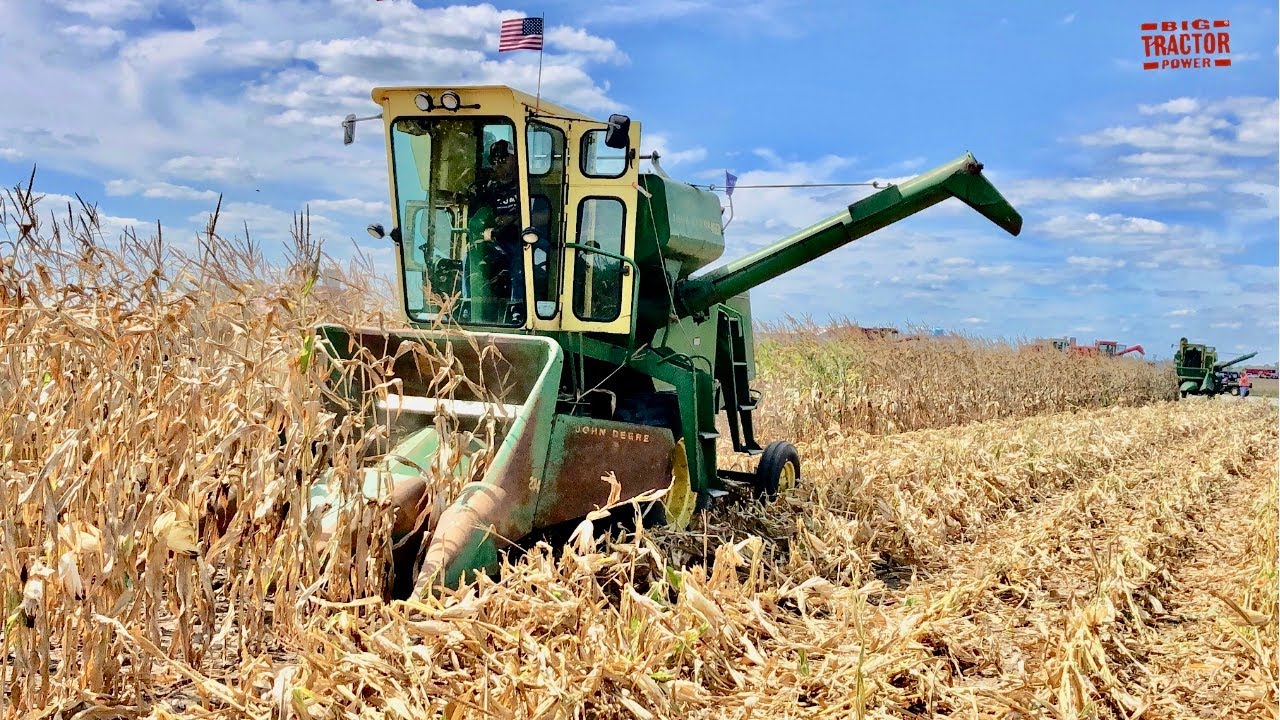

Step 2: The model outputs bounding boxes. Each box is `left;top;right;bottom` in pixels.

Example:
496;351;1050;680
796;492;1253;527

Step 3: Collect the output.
1;184;1275;719
751;322;1176;438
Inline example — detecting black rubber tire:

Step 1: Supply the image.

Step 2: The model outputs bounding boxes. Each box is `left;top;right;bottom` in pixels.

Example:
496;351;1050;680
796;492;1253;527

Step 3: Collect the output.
753;440;800;501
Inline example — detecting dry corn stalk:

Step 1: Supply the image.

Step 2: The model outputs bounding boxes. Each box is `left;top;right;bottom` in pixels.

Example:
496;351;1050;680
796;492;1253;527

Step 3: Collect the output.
0;176;1275;719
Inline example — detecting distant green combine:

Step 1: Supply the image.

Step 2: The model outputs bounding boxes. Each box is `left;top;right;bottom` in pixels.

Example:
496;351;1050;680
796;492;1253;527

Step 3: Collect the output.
1173;337;1256;398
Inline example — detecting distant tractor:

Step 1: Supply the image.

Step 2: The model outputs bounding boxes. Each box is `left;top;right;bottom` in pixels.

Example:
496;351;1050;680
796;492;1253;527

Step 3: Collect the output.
1218;370;1242;395
1174;337;1257;398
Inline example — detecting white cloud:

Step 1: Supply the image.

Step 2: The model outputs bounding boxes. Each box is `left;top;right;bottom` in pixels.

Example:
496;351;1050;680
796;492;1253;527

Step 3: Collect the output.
60;0;158;22
1168;308;1194;316
547;27;629;64
1067;256;1126;270
106;179;219;201
1138;98;1200;115
962;316;986;325
0;147;21;161
1061;13;1076;24
1229;181;1279;219
186;200;354;249
1212;321;1243;329
640;133;708;167
161;155;255;184
1080;97;1279;158
59;24;125;49
1011;177;1210;205
1038;212;1171;239
305;198;389;218
1116;152;1242;179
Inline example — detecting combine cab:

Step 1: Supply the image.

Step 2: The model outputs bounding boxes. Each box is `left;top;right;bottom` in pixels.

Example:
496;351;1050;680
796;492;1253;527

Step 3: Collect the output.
1024;336;1075;354
1093;340;1144;358
320;84;1024;593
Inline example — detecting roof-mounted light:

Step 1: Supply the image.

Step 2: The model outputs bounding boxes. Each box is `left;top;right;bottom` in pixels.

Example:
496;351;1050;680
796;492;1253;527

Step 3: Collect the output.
440;90;461;111
414;92;434;111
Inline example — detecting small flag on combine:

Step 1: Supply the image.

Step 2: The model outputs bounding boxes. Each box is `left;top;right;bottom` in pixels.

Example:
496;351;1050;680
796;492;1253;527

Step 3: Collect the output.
725;171;738;197
499;17;544;52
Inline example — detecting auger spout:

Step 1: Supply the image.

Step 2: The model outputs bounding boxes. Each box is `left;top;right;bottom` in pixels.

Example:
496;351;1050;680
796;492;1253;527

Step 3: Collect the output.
1215;351;1257;370
675;152;1023;318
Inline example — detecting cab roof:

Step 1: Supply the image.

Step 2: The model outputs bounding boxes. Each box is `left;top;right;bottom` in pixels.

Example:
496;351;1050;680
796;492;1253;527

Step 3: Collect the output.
370;85;597;122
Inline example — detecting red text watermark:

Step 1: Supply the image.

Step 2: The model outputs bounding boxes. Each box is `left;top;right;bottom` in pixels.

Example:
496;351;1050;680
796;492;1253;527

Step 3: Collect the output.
1141;19;1231;70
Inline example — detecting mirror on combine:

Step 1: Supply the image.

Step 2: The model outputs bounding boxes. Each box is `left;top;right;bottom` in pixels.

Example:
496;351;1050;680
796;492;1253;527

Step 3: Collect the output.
343;114;356;145
604;114;630;149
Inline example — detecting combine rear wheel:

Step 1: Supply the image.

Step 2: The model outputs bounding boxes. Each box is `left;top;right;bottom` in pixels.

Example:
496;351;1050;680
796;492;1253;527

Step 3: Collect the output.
753;440;800;501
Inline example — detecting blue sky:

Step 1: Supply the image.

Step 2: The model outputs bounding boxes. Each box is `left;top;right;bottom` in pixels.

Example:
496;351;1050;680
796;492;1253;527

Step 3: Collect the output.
1;1;1276;362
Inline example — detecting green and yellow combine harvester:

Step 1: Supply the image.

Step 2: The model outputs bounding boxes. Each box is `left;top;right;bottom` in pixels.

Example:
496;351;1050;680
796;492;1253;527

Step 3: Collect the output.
316;85;1023;595
1173;337;1256;398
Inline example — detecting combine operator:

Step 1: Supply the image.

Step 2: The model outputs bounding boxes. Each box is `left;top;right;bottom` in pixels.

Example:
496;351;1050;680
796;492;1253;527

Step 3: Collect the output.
465;139;525;320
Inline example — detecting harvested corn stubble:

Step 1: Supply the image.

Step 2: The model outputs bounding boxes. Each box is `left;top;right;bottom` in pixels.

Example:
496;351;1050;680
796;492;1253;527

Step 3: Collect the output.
1;185;1274;719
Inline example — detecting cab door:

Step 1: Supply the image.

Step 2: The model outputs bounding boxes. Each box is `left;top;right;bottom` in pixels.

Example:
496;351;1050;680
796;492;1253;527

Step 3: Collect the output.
558;121;641;334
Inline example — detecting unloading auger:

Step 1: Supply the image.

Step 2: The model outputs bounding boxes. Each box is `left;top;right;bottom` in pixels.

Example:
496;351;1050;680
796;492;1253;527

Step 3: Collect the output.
317;85;1023;594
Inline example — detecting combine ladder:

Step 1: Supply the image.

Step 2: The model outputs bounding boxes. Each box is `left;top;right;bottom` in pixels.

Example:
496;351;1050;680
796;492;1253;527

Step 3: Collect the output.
717;313;763;455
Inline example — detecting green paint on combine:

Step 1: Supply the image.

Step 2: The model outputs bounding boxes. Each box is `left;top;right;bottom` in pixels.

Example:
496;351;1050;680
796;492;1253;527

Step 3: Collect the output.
1173;337;1257;398
317;84;1024;595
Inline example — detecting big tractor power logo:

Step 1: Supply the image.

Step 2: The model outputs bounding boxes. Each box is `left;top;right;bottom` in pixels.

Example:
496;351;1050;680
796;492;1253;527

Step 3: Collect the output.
1141;19;1231;70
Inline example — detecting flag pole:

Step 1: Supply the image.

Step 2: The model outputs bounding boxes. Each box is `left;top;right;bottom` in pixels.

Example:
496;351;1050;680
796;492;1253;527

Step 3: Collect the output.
534;14;545;112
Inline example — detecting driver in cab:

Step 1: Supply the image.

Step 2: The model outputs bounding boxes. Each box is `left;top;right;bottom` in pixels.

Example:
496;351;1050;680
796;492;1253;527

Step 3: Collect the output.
465;139;525;318
467;139;520;245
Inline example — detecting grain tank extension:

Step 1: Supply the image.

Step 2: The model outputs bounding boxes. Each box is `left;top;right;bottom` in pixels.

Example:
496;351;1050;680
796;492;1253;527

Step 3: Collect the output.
319;85;1024;594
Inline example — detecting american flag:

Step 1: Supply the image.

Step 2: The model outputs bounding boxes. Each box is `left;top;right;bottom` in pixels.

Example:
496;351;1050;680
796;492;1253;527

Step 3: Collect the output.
499;17;544;52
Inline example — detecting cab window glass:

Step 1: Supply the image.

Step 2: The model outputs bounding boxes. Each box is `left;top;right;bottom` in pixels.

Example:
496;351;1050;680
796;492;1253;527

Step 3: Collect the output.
388;117;523;327
527;128;555;175
526;122;565;319
572;197;624;322
580;129;626;178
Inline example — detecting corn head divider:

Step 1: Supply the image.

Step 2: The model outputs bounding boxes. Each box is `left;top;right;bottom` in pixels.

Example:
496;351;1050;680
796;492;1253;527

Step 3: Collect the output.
310;326;566;591
322;84;1024;595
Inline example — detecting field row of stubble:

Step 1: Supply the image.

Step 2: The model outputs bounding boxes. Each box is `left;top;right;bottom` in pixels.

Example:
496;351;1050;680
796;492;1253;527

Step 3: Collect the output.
751;322;1177;438
1;186;1274;719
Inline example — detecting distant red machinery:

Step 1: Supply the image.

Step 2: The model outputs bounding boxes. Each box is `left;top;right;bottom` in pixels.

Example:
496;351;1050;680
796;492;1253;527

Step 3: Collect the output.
1023;338;1144;358
1088;340;1145;358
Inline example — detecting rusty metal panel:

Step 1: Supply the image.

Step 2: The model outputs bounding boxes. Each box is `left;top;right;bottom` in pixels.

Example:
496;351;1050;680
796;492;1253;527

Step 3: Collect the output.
533;417;675;527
